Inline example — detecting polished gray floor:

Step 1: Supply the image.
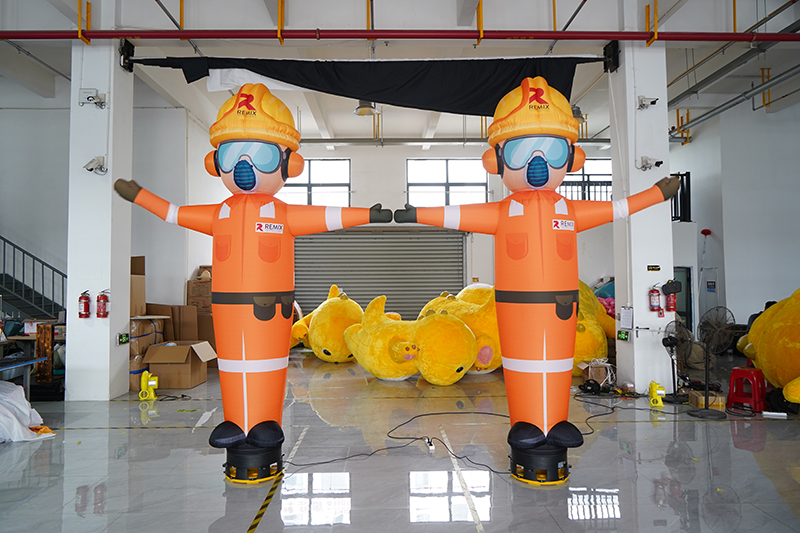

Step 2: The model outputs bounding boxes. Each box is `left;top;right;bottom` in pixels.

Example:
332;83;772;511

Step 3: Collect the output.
3;349;800;532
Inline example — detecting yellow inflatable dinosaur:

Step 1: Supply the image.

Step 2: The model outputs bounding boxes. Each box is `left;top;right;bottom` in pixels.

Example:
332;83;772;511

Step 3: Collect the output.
737;288;800;402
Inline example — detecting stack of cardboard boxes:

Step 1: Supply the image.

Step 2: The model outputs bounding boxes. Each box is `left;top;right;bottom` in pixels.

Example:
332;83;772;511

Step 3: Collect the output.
129;258;217;391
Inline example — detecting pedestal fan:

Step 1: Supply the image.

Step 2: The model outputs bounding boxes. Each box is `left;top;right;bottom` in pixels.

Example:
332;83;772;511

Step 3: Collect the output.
688;306;736;420
662;320;693;404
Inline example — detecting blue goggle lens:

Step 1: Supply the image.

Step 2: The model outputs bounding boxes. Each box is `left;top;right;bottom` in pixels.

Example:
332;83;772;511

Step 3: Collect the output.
218;141;282;174
503;136;570;170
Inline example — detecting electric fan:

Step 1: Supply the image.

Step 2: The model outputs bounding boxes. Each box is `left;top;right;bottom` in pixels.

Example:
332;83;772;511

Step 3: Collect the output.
662;320;693;404
688;306;736;420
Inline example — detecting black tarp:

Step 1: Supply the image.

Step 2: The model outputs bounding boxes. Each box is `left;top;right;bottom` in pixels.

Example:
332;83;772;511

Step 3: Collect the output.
131;56;601;117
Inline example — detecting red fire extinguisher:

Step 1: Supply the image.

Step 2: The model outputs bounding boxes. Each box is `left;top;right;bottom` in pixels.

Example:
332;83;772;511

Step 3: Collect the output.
96;290;109;318
649;285;664;317
662;279;682;313
78;290;91;318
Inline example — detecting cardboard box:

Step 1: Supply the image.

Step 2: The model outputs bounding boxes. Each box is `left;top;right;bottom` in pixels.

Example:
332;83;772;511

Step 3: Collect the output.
145;304;198;341
129;317;165;356
129;354;149;391
187;280;212;298
197;313;216;367
689;390;725;410
131;256;146;317
187;296;212;313
22;319;56;336
198;265;212;278
143;341;217;389
577;361;609;384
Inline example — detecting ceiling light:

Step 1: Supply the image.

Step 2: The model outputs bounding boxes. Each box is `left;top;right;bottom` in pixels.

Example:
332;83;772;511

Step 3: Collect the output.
571;105;585;124
354;100;378;116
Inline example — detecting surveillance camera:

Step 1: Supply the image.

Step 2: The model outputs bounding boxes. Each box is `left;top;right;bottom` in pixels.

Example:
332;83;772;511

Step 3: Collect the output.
639;156;663;171
637;96;659;110
84;156;107;174
654;160;664;168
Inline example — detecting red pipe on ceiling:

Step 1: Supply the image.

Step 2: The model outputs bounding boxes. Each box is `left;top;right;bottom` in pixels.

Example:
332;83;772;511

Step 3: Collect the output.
1;29;799;42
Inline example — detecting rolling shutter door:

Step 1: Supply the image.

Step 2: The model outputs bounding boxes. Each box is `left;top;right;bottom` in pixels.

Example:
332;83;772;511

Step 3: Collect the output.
294;227;466;319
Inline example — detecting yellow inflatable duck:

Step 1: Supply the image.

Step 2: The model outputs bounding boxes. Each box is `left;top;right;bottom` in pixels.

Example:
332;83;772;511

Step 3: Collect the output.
344;295;421;381
738;288;800;402
579;280;616;339
572;281;613;375
291;285;364;363
414;309;478;386
421;290;501;374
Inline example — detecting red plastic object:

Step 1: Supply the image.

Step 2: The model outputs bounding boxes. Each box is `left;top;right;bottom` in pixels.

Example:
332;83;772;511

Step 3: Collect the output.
727;367;768;412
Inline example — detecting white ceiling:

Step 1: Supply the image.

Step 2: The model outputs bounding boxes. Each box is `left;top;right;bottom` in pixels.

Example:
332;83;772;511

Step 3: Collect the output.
1;0;799;145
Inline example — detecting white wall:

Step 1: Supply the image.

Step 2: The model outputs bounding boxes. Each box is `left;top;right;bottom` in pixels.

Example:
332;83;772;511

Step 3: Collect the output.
0;77;71;271
720;102;800;321
669;116;725;317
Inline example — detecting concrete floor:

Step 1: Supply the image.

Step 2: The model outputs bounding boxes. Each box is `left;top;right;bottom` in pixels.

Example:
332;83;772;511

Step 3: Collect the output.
2;349;800;532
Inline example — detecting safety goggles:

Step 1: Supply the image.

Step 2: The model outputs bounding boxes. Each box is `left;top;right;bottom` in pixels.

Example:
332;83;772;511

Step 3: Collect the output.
217;141;284;174
501;136;571;170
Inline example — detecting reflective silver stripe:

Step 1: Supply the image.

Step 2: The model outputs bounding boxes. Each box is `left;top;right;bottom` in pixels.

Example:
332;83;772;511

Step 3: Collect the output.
219;203;231;219
554;198;568;215
443;205;461;229
509;200;524;217
612;199;629;221
217;356;290;374
325;206;344;231
260;202;275;218
501;356;573;374
166;204;179;225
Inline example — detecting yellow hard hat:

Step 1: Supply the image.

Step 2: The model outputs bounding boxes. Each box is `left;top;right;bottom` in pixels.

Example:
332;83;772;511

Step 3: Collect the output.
487;77;579;147
209;84;300;151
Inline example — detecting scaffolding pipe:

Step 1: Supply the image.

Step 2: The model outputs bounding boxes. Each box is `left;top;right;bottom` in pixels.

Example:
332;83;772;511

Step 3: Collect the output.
2;28;800;42
670;62;800;134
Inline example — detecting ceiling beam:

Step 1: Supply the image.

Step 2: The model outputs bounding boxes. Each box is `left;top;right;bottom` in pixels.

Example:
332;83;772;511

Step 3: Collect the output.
456;0;480;26
303;93;336;151
0;47;56;98
421;112;441;151
45;0;79;25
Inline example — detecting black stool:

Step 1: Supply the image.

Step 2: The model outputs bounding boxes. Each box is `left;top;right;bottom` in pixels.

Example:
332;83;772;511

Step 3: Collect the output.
509;444;570;485
224;444;283;484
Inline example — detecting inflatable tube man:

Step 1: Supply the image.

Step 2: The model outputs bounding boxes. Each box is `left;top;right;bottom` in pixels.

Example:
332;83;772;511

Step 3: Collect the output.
115;84;391;481
395;77;679;483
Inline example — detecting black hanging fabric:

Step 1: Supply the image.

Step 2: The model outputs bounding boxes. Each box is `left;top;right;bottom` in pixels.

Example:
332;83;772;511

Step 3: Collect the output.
131;56;600;117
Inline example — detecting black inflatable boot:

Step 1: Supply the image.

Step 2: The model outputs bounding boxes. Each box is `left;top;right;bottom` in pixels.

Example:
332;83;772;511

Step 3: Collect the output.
223;421;285;484
508;421;582;485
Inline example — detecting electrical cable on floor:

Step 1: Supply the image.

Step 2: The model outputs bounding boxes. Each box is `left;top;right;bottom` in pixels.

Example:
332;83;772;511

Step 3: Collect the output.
158;393;191;401
572;391;692;436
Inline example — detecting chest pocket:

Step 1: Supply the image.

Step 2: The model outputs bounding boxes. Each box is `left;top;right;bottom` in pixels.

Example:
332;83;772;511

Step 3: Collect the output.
258;235;281;263
215;235;231;262
556;233;575;261
506;232;528;261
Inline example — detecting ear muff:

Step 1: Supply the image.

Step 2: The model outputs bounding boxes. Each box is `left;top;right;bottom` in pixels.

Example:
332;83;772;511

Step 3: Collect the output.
205;151;220;177
481;148;498;175
284;150;305;180
569;145;586;172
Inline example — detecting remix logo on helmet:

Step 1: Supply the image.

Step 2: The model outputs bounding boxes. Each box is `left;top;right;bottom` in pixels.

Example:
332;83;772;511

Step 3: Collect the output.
528;88;549;111
236;94;257;116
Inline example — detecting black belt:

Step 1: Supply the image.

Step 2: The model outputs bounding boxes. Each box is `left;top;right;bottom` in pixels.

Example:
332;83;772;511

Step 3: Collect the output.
495;289;579;321
212;291;294;322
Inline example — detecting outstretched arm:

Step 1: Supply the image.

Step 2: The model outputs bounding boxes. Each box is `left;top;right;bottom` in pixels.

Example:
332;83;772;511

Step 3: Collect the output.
394;203;501;235
573;177;680;232
114;179;216;236
287;203;392;236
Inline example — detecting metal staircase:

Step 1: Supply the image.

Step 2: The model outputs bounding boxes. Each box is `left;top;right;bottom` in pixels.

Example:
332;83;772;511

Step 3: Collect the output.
1;235;66;320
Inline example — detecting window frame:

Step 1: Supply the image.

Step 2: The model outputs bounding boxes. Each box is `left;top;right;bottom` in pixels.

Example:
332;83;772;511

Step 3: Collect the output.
277;158;352;206
406;158;489;206
558;157;613;201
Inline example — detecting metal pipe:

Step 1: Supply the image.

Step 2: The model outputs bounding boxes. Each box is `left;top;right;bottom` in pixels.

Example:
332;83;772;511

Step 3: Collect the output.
671;62;800;134
545;0;589;55
669;17;800;109
668;0;797;87
153;0;204;57
3;28;800;42
299;137;617;146
3;40;71;80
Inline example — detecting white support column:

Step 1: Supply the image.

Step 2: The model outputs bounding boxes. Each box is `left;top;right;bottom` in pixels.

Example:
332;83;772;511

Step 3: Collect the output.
609;40;675;393
64;37;134;401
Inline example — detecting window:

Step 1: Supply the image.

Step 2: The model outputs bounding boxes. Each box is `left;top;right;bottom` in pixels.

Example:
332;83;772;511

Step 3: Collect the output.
275;159;351;206
407;159;488;206
558;158;613;201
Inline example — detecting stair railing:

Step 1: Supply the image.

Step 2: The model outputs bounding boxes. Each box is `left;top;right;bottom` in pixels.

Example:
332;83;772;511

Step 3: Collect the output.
1;235;66;318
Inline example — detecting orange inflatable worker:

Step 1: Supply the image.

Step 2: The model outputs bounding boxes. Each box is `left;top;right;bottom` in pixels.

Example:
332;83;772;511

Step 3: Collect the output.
395;77;679;482
115;84;391;474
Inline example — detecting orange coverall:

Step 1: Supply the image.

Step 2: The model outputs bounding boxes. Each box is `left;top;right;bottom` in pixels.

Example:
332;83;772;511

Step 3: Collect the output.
415;186;666;434
133;188;373;433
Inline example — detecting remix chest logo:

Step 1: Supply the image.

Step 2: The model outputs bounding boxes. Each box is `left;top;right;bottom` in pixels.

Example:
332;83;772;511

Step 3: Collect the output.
552;219;575;231
255;222;284;234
